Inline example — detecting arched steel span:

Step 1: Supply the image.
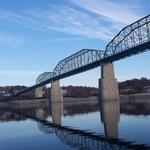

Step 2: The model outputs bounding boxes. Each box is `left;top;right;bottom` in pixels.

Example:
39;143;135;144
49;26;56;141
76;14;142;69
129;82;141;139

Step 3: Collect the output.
36;72;55;84
36;49;104;84
15;14;150;95
53;49;104;77
37;121;150;150
104;14;150;58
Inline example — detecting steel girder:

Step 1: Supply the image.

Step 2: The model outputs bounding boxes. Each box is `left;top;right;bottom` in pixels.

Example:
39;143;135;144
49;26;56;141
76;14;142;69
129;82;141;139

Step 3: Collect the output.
104;15;150;57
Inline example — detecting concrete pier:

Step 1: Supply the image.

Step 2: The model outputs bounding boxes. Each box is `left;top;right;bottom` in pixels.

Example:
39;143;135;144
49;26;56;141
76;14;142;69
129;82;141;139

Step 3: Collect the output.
35;87;44;98
99;63;119;101
51;80;63;103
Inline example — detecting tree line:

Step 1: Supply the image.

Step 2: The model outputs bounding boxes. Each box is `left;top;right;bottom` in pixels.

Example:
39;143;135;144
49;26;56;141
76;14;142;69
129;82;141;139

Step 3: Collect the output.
0;77;149;97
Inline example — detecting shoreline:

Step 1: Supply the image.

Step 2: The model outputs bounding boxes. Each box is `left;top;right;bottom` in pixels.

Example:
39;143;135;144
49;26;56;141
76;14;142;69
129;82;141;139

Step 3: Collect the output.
0;93;149;104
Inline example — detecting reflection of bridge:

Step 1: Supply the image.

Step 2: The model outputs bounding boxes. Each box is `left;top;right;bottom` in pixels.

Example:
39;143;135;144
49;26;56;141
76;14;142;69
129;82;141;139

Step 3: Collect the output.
2;99;150;149
16;15;150;101
35;100;149;150
37;120;150;150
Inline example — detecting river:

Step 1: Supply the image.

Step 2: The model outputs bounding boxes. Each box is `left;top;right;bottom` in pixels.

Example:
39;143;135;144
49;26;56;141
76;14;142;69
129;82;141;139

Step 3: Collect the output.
0;97;150;150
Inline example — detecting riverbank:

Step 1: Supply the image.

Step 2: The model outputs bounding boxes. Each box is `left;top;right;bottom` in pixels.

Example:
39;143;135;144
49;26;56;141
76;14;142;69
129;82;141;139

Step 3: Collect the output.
0;93;150;106
120;93;150;102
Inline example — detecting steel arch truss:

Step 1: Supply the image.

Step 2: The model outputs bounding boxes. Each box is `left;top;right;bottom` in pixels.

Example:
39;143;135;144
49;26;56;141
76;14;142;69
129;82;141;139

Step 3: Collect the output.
104;15;150;57
35;15;150;85
36;72;54;84
53;49;104;76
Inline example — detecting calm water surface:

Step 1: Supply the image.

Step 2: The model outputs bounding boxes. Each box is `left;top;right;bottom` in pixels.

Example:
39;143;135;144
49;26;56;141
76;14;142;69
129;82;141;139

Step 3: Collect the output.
0;99;150;150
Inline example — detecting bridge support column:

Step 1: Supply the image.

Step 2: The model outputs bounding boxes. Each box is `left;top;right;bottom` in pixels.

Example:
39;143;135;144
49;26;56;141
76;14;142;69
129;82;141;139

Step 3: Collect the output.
51;80;63;103
35;87;44;98
99;63;119;101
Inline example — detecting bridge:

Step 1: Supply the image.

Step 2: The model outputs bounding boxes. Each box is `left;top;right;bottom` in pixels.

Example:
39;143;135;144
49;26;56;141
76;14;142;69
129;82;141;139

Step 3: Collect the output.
16;15;150;101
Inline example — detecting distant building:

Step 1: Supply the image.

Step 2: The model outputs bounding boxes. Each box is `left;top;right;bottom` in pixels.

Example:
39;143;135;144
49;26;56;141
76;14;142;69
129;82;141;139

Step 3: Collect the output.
143;86;150;93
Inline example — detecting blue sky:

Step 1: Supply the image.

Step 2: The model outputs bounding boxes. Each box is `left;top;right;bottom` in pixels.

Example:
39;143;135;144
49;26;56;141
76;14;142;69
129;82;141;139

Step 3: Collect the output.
0;0;149;87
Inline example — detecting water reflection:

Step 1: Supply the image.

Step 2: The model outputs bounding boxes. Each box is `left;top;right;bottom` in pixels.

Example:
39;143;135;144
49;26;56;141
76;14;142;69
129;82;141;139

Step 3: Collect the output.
0;98;150;149
35;109;47;120
36;112;149;150
100;100;120;138
2;99;150;120
50;102;63;125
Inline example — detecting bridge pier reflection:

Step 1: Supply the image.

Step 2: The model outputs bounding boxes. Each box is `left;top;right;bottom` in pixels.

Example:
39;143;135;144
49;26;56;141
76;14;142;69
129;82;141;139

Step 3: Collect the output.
50;102;63;125
99;63;119;101
35;108;47;120
99;99;120;138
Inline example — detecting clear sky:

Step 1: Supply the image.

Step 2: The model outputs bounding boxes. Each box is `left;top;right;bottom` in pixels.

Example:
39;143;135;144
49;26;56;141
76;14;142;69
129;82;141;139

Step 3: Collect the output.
0;0;149;87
